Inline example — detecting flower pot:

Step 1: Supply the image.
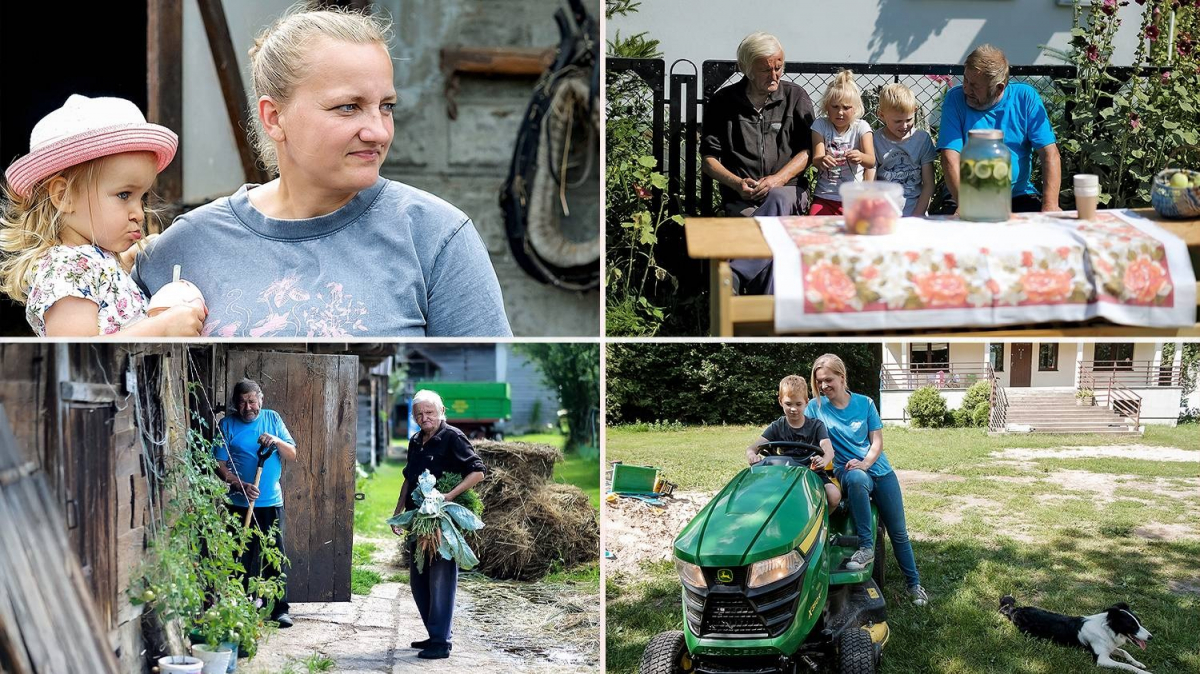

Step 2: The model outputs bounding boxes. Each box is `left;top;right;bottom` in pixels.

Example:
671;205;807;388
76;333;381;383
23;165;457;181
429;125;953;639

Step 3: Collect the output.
219;641;239;673
191;644;233;674
157;656;204;674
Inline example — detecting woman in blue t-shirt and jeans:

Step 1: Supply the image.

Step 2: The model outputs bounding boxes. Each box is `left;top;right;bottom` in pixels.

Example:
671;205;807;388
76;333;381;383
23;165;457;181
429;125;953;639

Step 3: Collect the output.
805;353;929;606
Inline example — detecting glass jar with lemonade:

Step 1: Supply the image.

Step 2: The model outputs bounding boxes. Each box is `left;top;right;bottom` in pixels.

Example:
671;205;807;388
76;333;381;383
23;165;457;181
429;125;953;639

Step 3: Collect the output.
959;129;1011;222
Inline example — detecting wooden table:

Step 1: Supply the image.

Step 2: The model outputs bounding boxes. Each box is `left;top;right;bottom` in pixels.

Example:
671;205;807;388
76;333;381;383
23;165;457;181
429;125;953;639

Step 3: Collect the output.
685;209;1200;337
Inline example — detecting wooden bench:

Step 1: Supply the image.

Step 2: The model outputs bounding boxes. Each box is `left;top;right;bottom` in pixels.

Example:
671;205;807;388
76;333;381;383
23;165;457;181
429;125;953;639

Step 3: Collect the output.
685;208;1200;337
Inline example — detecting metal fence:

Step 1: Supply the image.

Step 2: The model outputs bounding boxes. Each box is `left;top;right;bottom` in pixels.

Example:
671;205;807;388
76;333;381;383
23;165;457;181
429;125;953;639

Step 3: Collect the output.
607;58;1080;216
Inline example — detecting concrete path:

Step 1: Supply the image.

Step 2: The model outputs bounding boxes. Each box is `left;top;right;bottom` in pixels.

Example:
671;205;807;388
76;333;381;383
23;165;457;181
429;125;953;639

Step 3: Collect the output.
242;577;597;673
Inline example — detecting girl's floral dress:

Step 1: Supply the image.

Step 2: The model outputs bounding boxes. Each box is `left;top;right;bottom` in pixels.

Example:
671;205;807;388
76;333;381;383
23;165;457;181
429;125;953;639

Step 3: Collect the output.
25;245;148;336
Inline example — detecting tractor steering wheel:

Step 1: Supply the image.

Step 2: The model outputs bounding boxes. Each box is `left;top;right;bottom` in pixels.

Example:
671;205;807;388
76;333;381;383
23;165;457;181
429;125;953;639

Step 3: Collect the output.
756;440;824;468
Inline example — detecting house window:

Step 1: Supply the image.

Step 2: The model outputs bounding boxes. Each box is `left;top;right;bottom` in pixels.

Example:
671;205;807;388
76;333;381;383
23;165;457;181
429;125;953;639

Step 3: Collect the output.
910;342;950;368
1038;344;1059;371
1094;343;1134;370
988;344;1004;372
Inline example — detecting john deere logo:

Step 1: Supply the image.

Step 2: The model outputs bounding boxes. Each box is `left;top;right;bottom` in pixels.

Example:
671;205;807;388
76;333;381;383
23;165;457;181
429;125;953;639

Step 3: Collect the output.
716;569;734;583
451;399;469;414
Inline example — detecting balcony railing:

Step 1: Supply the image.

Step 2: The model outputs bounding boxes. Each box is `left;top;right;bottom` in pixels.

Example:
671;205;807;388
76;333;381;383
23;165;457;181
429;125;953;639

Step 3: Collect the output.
1078;360;1183;388
882;363;990;390
987;363;1008;433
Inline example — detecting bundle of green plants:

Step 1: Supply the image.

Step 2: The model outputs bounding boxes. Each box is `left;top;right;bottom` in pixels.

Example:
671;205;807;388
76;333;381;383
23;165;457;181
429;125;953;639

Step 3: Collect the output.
388;470;485;573
433;472;484;517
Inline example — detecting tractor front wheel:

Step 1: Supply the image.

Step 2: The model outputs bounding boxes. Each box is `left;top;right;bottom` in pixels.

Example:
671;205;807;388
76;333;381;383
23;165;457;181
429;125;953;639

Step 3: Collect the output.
639;630;693;674
837;627;876;674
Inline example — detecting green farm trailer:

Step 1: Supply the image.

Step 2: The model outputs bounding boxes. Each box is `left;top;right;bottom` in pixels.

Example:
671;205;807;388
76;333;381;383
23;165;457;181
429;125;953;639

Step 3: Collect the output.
412;381;512;440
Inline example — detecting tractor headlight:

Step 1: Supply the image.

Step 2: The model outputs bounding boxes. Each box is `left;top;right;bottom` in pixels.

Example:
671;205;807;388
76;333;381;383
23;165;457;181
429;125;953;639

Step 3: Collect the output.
746;550;803;589
675;558;707;589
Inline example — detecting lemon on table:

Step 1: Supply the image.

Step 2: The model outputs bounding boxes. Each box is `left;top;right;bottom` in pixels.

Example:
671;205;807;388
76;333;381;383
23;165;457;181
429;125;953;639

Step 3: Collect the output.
973;162;993;180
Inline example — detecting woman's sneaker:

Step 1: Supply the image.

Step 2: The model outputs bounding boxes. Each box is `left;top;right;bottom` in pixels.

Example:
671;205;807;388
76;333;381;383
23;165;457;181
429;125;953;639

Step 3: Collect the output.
845;547;874;570
909;585;929;606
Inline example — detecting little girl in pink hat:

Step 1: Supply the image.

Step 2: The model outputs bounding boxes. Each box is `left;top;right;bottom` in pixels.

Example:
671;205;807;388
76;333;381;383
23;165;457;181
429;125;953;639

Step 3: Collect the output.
0;94;207;337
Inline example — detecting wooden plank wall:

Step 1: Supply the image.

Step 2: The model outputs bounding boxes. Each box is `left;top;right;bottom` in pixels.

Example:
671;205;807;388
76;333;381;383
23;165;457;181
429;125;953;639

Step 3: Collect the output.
0;403;120;674
0;344;48;468
222;350;358;603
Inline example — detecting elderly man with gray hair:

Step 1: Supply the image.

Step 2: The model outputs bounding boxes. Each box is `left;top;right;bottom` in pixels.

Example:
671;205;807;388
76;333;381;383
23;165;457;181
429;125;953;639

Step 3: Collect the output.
214;378;299;628
937;44;1062;214
391;389;486;659
701;31;816;294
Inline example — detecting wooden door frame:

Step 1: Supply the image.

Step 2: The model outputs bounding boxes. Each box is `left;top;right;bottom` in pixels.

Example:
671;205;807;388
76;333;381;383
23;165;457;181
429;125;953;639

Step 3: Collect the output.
221;350;357;603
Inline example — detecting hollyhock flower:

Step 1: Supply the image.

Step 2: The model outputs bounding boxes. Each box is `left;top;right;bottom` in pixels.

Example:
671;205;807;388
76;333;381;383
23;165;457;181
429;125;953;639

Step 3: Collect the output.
1146;25;1160;41
634;184;652;201
1087;45;1101;61
1160;70;1171;83
1101;0;1118;15
1131;112;1142;130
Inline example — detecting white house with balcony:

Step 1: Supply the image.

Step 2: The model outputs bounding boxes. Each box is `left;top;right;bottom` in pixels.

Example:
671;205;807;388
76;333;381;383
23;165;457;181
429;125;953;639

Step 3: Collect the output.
881;341;1189;433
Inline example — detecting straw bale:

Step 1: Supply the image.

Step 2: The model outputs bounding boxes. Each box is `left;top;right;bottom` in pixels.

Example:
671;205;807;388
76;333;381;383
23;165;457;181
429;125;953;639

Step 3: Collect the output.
475;481;598;581
473;440;560;481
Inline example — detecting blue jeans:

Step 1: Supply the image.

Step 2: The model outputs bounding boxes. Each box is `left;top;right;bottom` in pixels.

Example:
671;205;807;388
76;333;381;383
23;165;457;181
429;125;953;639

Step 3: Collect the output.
410;550;457;645
836;468;921;588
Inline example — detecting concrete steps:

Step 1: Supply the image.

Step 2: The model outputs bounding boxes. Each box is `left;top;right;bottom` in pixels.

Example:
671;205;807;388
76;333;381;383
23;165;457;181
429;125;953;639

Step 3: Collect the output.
1000;387;1139;434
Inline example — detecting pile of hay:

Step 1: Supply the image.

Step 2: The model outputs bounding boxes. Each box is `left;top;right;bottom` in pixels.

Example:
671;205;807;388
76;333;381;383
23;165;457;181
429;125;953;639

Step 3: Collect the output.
471;441;598;581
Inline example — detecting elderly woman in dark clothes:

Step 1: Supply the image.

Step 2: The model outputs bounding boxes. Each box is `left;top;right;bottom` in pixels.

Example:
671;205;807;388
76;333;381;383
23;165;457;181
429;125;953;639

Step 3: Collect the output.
391;389;486;659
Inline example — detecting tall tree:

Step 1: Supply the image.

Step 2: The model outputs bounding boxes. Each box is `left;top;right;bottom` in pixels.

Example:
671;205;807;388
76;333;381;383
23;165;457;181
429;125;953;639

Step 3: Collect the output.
514;344;600;452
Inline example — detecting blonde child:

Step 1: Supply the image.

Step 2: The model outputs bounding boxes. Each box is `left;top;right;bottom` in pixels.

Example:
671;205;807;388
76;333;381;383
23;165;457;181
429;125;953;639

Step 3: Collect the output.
810;70;875;216
871;83;936;217
746;375;841;509
0;95;206;337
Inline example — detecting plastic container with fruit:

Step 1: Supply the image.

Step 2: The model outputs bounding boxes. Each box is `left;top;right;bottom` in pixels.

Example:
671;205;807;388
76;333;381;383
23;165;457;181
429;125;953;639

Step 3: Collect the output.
840;181;903;235
959;129;1011;222
1151;168;1200;218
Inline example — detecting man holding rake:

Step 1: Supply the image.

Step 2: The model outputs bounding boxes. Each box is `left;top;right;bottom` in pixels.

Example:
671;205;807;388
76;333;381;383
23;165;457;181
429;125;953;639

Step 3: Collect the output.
215;378;298;628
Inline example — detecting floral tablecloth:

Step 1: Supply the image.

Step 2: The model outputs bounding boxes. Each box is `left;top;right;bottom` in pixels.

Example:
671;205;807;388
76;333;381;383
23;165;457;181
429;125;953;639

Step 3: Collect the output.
760;210;1196;332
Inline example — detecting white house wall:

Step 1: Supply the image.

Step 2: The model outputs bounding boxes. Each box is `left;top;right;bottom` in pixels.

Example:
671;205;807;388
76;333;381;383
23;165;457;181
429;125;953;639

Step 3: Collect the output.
608;0;1147;73
1139;387;1185;425
1028;342;1075;388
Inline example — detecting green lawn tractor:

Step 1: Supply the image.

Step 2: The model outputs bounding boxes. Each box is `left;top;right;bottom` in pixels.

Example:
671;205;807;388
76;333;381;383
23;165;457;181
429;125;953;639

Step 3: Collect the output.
640;441;889;674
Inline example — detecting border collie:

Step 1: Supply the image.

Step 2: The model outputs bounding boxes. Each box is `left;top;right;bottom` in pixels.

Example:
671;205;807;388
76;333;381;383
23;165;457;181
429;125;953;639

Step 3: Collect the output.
1000;595;1153;673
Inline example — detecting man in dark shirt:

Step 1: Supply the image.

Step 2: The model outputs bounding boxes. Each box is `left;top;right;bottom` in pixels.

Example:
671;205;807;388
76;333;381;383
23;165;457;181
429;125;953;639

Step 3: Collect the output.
701;32;815;293
391;389;486;660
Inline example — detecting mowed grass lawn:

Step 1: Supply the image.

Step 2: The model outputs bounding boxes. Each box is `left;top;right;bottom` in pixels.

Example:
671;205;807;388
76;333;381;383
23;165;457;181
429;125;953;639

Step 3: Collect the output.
606;424;1200;674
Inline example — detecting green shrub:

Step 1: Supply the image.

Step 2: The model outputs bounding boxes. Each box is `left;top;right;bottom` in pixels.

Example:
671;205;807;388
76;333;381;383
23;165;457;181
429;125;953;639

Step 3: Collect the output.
906;386;949;428
961;380;990;414
950;407;971;428
606;343;883;425
972;403;992;428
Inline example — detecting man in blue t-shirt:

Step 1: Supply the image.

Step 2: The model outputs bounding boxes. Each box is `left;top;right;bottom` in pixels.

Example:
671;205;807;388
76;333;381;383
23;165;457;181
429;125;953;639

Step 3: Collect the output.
215;378;298;628
937;44;1062;214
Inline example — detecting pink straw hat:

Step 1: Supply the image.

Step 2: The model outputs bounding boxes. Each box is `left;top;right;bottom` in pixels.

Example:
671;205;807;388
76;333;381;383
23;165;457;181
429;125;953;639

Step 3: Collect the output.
4;94;178;198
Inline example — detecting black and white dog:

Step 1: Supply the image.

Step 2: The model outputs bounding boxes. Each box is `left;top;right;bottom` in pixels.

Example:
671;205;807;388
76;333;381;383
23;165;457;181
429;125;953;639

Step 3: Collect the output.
1000;595;1153;673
